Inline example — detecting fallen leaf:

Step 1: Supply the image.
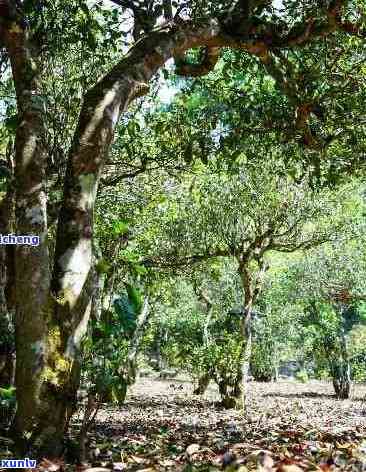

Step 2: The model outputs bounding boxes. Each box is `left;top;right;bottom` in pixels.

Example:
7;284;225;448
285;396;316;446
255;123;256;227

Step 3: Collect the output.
186;444;200;456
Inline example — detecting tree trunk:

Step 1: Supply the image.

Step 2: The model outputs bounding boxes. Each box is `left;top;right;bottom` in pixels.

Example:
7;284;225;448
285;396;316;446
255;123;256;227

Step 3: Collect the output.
124;297;151;385
217;374;242;409
193;373;211;395
0;172;15;388
332;363;351;399
330;328;351;399
236;254;267;409
3;24;55;456
4;18;226;457
4;19;97;457
193;288;213;394
240;307;253;409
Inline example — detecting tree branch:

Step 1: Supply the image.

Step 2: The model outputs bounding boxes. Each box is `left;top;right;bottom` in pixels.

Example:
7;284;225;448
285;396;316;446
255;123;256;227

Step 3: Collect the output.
100;163;148;186
142;248;232;270
175;46;221;77
270;234;332;253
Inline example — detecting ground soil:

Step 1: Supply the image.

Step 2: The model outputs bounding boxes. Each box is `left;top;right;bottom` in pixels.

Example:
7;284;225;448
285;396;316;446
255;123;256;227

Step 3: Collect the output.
69;377;366;471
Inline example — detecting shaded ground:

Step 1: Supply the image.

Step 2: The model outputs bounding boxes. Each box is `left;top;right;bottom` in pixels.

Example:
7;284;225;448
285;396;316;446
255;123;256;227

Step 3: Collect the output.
68;378;366;471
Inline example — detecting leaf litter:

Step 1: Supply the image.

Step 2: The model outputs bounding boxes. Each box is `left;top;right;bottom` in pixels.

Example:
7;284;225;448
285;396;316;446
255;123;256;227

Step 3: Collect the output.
39;379;366;471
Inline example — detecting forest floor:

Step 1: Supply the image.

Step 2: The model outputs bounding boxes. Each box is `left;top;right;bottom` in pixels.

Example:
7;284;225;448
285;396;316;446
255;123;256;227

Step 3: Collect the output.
64;377;366;472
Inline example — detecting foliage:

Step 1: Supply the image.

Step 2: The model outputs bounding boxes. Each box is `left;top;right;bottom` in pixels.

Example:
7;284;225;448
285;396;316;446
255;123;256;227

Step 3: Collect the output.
83;285;144;405
295;370;309;383
113;284;143;336
250;316;279;382
0;386;16;429
348;324;366;381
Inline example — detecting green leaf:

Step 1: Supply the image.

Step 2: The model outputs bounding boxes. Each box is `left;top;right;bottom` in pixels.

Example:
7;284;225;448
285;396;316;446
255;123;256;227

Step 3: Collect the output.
112;219;129;236
126;283;142;314
4;115;18;132
0;386;16;399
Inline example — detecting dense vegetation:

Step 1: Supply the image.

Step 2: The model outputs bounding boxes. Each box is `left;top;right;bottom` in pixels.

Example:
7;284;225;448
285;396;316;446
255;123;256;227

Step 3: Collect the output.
0;0;365;469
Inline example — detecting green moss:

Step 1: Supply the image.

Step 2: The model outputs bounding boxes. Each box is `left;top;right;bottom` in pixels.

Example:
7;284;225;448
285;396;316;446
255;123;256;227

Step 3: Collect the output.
42;327;72;387
9;23;23;34
53;287;74;307
55;358;70;373
95;258;111;274
43;367;59;385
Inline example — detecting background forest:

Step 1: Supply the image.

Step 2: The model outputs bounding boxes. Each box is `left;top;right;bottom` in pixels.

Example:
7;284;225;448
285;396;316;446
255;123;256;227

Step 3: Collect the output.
0;0;366;471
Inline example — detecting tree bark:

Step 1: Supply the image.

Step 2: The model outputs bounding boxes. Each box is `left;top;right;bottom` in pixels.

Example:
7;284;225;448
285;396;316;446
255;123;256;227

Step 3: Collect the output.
6;19;226;458
237;255;267;409
4;18;94;457
193;288;213;394
239;301;253;409
0;183;15;387
3;22;55;455
331;326;351;399
332;362;351;399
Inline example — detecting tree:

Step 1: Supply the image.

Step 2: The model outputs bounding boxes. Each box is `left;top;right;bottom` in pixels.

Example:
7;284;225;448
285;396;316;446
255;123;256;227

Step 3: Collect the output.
282;223;366;398
0;0;365;456
143;154;353;407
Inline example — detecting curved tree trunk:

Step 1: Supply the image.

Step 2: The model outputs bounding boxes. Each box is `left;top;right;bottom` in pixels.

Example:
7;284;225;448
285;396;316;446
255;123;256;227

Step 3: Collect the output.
4;17;225;457
237;254;267;409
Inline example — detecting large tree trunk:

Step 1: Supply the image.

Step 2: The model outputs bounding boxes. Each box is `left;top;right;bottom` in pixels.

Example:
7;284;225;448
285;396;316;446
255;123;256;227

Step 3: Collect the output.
4;18;224;457
4;20;97;456
0;183;15;388
3;23;54;456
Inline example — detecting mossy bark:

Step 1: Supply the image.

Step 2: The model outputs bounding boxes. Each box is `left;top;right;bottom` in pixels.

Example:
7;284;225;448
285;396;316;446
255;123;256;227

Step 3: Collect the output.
4;22;85;457
4;21;52;455
14;311;83;456
5;18;229;457
0;178;15;387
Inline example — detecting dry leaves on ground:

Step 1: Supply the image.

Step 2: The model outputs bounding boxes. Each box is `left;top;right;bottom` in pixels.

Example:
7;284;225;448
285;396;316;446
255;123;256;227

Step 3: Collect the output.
58;378;366;472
